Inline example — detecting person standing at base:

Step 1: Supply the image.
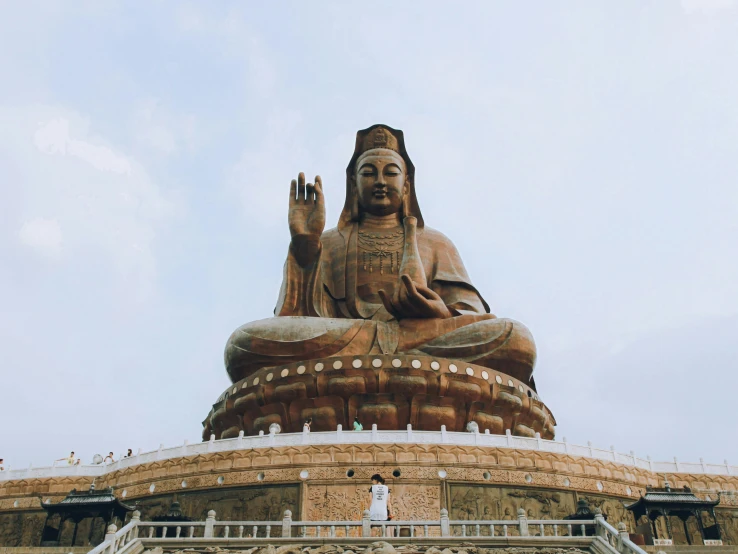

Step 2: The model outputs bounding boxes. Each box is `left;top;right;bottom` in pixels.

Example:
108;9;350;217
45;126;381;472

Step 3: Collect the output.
353;416;363;431
368;474;392;529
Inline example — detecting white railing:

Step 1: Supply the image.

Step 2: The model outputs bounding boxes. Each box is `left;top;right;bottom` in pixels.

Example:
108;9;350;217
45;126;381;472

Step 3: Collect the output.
2;425;735;482
88;512;140;554
86;509;646;554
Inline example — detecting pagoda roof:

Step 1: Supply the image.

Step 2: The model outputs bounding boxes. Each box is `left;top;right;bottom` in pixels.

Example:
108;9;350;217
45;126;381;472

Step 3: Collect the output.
625;485;719;517
42;486;134;520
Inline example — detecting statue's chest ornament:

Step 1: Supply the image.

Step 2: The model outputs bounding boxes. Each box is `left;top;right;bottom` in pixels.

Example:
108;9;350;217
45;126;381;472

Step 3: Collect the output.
358;228;404;274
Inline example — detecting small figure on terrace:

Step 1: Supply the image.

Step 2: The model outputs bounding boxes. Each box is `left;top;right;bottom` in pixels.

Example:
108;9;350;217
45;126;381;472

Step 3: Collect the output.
353;416;363;431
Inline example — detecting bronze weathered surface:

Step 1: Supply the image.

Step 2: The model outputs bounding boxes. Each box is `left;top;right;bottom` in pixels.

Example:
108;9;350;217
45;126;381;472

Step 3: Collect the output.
216;125;544;437
204;355;554;439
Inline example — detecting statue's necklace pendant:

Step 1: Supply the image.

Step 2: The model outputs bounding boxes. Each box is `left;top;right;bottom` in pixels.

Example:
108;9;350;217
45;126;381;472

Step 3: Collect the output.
358;228;404;275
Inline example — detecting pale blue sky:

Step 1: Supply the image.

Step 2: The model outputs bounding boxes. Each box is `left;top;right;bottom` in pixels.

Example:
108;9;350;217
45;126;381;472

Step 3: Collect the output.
1;0;737;469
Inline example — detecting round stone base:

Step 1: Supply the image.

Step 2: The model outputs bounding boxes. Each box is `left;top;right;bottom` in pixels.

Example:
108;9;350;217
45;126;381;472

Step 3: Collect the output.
202;355;555;440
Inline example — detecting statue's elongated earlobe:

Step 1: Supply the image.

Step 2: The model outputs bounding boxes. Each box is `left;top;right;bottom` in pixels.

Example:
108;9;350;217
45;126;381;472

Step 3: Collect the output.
402;182;411;218
351;186;360;221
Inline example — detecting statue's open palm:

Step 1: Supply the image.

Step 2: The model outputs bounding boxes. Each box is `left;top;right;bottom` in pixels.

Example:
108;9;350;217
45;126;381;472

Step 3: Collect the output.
289;172;325;240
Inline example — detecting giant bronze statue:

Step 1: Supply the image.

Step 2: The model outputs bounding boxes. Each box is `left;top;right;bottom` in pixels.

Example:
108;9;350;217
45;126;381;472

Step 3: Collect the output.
204;125;555;440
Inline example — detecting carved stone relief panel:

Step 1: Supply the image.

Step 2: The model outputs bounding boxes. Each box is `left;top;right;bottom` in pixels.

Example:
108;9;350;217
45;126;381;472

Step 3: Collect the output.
448;484;577;523
716;508;738;545
0;511;46;547
306;483;439;522
131;484;300;528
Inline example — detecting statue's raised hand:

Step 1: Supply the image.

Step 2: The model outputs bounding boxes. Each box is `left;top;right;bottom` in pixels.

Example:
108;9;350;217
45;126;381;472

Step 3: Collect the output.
289;172;325;266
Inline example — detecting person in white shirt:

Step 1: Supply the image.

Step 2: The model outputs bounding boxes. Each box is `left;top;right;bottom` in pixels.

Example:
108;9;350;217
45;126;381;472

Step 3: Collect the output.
368;474;392;521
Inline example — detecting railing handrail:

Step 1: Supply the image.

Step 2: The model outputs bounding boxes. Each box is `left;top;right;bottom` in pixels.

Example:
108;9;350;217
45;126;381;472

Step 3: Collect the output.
83;510;658;554
3;427;736;483
595;514;648;554
138;521;205;526
87;517;139;554
450;518;594;525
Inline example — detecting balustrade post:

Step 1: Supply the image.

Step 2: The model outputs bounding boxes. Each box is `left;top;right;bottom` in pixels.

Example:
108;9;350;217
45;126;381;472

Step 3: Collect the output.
630;451;636;466
563;436;570;454
517;508;529;536
535;432;542;450
726;460;732;476
372;423;378;442
407;423;413;441
505;429;512;447
594;509;606;539
104;524;117;554
700;457;707;473
208;435;215;452
204;510;216;538
440;508;450;537
130;510;141;539
617;522;629;553
362;510;371;537
282;510;292;538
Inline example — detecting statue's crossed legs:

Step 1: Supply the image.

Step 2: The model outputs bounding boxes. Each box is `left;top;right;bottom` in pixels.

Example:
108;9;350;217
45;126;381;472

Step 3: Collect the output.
225;315;536;385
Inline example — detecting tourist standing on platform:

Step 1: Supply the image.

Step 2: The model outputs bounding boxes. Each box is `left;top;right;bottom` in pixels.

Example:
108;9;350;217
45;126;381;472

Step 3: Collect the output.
56;452;75;465
368;474;392;521
0;458;4;471
104;452;115;463
353;416;363;431
124;449;133;458
303;418;312;432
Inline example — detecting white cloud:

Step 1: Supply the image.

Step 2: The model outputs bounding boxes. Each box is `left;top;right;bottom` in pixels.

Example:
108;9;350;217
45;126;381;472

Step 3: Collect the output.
18;217;63;259
34;117;132;174
174;4;277;98
681;0;736;14
228;109;311;228
1;104;176;300
132;99;199;155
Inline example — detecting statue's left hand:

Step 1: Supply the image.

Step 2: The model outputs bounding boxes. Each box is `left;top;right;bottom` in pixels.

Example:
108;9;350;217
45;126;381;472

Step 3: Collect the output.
379;274;452;320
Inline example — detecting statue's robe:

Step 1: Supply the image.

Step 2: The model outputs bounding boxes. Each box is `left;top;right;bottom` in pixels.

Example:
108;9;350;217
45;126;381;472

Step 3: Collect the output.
225;223;536;385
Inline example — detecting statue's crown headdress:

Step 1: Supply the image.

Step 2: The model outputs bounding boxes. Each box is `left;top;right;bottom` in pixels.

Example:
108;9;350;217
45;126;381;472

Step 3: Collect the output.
358;126;401;156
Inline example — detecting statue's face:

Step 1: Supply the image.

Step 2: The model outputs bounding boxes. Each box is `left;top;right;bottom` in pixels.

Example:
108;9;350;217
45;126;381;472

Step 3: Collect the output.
355;149;407;216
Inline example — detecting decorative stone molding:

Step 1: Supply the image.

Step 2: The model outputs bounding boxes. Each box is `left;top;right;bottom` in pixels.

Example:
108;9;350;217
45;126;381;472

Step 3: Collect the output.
203;356;555;440
2;443;737;508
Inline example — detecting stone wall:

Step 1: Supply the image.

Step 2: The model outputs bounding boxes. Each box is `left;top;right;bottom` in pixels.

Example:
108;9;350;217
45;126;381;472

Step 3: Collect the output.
2;444;738;547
